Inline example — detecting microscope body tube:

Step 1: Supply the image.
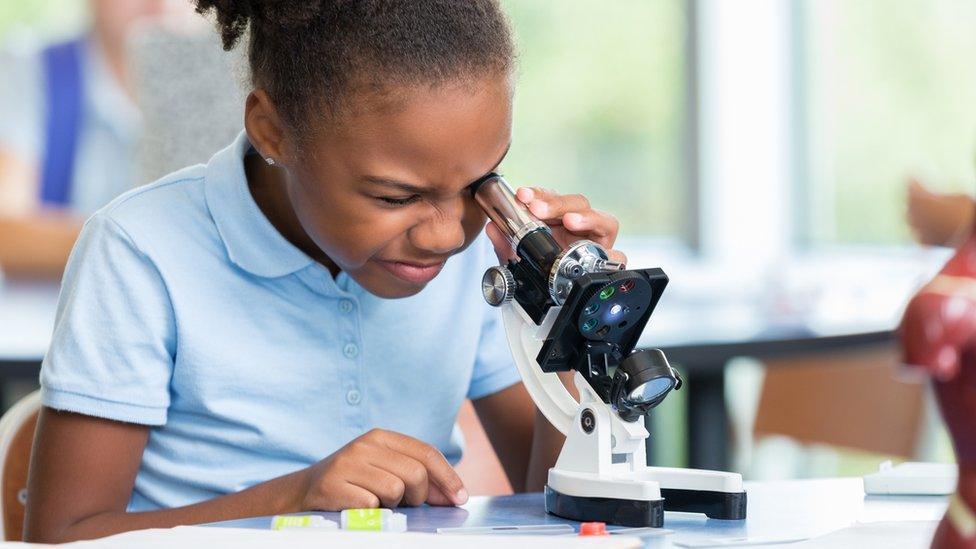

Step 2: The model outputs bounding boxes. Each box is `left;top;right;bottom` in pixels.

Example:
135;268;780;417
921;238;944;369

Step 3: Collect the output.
472;174;563;282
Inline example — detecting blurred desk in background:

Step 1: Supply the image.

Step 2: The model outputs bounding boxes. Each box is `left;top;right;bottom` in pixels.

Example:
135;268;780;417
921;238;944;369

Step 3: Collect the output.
638;247;951;471
0;248;952;470
0;280;58;404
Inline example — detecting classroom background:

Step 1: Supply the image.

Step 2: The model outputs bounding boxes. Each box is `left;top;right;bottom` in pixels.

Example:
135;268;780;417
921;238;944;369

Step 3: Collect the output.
0;0;973;495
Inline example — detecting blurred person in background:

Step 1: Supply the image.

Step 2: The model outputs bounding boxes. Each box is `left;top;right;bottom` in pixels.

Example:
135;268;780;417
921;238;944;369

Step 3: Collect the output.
0;0;169;279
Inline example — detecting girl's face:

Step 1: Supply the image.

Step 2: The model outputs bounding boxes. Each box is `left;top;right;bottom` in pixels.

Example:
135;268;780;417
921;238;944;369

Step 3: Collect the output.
282;77;513;299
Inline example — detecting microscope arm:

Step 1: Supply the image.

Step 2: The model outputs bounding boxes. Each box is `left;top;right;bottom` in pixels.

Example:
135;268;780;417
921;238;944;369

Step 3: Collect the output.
499;302;576;436
500;298;651;454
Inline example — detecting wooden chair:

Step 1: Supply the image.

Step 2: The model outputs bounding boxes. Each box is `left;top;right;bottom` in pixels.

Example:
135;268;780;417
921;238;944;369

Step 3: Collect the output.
0;391;40;541
754;343;926;459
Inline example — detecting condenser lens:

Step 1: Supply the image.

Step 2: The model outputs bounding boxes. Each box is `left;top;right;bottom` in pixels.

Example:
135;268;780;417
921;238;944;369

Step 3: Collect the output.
609;304;623;316
628;378;675;404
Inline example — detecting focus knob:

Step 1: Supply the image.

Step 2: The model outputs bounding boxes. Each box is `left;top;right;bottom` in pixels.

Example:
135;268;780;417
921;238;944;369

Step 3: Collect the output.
482;266;515;306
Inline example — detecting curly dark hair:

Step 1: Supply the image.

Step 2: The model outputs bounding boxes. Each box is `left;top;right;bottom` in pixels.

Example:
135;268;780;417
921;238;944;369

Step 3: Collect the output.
193;0;515;136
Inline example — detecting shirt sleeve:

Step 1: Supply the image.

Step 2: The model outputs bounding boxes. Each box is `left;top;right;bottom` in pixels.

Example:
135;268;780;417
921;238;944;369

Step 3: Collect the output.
40;213;176;425
466;236;522;400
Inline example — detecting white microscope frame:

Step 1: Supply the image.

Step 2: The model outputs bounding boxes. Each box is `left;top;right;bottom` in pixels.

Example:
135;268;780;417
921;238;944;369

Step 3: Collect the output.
500;300;744;504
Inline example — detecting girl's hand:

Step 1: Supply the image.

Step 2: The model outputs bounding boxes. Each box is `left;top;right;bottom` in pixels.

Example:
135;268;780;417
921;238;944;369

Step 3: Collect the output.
298;429;468;510
485;187;627;265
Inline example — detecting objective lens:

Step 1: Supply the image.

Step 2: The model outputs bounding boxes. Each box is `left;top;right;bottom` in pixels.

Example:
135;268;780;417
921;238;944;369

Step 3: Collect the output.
581;318;598;332
584;303;600;315
595;325;610;337
599;286;615;300
619;279;637;293
609;304;623;316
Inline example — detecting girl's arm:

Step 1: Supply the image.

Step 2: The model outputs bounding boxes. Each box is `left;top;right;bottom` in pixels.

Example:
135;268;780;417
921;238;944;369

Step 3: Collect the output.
25;408;467;543
473;379;577;492
26;408;307;542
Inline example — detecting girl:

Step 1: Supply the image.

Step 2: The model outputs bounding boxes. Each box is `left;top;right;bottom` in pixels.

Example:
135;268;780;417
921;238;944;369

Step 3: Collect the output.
25;0;627;542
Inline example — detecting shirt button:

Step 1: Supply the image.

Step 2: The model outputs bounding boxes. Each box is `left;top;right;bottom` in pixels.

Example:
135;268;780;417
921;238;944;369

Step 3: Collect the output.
339;300;354;313
346;390;362;405
343;343;359;358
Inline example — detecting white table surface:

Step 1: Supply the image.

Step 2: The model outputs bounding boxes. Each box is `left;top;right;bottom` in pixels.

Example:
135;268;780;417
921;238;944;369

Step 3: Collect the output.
209;477;948;548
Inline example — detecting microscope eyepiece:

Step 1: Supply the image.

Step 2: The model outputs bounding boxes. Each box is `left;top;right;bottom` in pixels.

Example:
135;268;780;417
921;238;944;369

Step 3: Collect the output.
472;173;549;246
473;174;563;288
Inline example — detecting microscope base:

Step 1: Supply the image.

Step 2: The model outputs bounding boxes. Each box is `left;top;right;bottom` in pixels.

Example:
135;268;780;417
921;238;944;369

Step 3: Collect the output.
545;485;665;527
546;465;747;525
660;487;747;519
645;466;748;519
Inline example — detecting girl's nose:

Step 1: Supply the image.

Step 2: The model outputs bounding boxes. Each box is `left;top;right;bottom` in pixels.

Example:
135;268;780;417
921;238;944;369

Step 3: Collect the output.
409;201;466;255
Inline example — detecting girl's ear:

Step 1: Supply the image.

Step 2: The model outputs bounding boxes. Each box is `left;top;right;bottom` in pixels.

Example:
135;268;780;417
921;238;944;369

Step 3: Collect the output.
244;89;292;167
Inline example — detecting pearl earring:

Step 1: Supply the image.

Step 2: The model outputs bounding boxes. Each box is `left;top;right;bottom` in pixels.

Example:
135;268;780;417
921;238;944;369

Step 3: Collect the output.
265;157;276;166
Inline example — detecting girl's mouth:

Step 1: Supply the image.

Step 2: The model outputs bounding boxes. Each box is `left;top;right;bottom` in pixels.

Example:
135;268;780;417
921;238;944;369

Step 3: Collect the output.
376;260;446;285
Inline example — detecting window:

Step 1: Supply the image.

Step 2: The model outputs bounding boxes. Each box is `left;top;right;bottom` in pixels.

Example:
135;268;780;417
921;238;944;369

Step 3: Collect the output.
0;1;84;43
799;0;976;245
500;0;690;243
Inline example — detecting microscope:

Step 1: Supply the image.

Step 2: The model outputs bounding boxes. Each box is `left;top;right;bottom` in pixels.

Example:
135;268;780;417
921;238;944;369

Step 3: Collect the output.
472;174;747;527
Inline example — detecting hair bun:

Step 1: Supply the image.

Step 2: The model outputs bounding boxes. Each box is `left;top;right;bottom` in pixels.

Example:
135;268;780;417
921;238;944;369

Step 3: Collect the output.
194;0;326;50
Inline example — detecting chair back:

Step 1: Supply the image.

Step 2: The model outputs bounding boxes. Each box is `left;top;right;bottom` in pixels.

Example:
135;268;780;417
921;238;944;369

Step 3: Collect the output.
0;391;41;541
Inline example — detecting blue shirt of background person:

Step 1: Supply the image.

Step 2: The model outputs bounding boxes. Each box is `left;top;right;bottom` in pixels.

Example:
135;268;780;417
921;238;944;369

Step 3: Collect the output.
0;1;168;279
26;1;630;542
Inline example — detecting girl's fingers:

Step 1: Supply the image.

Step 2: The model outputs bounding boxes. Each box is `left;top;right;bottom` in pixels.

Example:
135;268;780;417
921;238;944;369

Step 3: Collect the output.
608;249;628;266
425;484;454;506
515;186;550;203
370;430;467;506
368;447;429;507
510;187;627;264
561;209;619;240
550;224;617;252
306;482;379;511
515;186;619;241
520;190;590;221
347;465;407;508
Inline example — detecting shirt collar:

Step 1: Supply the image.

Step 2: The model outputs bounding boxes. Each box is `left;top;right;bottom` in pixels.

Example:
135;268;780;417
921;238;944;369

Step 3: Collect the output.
204;131;316;278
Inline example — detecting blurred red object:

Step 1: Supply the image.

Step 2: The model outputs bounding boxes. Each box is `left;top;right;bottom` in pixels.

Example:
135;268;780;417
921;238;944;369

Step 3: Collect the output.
579;522;608;536
901;212;976;548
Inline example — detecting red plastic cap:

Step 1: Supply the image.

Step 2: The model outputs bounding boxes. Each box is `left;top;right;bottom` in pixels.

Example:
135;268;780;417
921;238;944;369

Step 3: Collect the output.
579;522;608;536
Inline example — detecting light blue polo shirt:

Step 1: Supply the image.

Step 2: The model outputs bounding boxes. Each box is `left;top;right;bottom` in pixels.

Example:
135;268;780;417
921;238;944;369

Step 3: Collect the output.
39;131;521;511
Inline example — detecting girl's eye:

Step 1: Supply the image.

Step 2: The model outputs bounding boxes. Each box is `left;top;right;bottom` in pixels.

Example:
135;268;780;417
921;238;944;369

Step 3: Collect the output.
378;195;421;206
